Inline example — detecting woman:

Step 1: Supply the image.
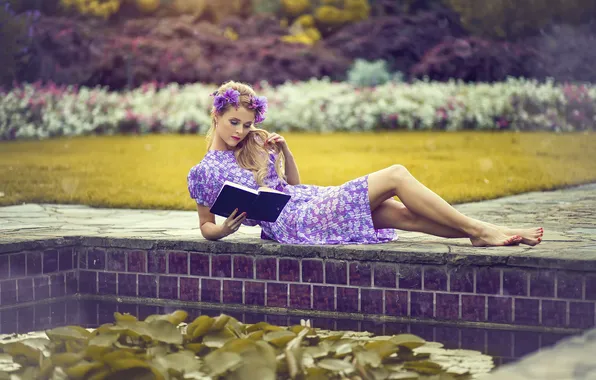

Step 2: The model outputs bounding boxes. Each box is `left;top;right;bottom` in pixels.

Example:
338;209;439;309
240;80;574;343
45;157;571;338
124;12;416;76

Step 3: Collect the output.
187;81;543;246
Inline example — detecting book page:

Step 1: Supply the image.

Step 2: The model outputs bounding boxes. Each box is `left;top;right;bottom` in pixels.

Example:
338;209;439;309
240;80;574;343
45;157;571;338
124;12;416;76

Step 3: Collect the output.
257;186;285;195
224;181;259;195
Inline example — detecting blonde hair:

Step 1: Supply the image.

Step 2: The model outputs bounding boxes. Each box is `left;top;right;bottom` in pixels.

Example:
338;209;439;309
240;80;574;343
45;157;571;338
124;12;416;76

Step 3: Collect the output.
206;81;285;187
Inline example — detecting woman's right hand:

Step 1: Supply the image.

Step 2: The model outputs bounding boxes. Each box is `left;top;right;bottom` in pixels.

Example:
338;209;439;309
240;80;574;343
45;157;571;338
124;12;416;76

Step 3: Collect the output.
221;208;247;237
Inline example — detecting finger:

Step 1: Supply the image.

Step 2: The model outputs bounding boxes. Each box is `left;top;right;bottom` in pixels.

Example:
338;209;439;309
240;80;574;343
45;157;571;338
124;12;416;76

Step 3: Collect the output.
233;212;247;223
227;208;238;220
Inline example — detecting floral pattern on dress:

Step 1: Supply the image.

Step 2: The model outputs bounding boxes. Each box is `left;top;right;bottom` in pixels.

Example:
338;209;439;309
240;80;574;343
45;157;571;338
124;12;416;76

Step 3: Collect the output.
187;150;398;245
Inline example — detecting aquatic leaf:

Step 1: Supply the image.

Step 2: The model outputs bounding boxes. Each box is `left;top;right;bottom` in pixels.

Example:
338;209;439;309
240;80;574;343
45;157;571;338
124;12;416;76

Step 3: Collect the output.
369;366;390;379
203;328;236;348
46;326;91;342
355;349;382;368
157;350;202;375
226;340;277;380
365;340;399;359
263;330;297;348
106;358;151;372
147;320;183;345
63;360;105;378
317;358;355;373
403;360;442;375
221;338;257;354
204;350;243;377
188;316;214;341
387;371;420;379
285;327;309;379
246;322;284;333
113;312;137;323
184;343;206;354
331;339;354;358
211;314;231;331
305;367;330;380
390;335;425;350
51;352;83;367
246;330;265;341
88;334;119;348
303;342;331;359
145;310;188;326
2;342;41;366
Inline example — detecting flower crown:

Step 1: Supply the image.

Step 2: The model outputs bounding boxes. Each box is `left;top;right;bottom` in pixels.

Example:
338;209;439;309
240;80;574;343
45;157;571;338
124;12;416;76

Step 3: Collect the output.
211;88;268;124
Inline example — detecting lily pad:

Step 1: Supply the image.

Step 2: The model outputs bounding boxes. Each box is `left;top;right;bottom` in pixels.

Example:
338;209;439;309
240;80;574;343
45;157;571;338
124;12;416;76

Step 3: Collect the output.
204;350;243;377
317;358;355;373
390;334;426;350
263;330;297;348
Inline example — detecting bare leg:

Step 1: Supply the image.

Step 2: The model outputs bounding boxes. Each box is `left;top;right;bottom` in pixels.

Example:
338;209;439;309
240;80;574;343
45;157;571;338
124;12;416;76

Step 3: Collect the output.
367;165;534;247
372;199;469;238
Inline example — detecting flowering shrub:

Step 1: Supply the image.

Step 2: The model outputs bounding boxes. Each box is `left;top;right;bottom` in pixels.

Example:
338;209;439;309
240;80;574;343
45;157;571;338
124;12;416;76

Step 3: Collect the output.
1;77;595;140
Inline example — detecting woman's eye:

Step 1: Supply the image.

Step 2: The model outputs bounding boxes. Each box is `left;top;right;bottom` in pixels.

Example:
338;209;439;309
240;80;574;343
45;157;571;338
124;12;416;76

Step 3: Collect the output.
231;120;238;125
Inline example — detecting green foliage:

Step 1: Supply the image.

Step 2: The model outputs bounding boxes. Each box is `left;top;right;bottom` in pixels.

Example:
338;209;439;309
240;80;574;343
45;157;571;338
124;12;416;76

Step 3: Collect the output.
443;0;596;39
347;59;403;87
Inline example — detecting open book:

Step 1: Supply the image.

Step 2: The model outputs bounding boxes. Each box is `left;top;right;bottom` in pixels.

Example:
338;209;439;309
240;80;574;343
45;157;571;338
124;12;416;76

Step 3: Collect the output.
209;181;291;223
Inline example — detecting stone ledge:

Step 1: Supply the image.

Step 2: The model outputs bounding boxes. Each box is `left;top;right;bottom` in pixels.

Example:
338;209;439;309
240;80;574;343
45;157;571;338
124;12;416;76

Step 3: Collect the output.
1;235;596;271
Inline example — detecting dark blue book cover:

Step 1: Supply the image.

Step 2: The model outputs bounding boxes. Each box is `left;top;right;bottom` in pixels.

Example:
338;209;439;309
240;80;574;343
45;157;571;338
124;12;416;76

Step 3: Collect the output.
209;181;291;223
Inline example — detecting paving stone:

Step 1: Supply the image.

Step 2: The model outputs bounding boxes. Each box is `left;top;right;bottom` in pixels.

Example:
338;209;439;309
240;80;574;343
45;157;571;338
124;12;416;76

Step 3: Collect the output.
0;183;595;270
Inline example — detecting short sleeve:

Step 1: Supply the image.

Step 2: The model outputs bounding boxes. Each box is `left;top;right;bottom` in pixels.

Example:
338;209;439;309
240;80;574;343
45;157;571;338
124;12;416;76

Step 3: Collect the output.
187;164;216;207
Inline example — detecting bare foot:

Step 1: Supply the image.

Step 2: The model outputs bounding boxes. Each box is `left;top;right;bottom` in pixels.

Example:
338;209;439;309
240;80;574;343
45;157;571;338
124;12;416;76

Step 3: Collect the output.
485;223;543;246
469;225;523;247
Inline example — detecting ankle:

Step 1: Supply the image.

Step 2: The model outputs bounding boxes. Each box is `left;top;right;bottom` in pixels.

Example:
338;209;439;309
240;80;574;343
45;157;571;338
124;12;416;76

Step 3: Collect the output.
463;221;487;238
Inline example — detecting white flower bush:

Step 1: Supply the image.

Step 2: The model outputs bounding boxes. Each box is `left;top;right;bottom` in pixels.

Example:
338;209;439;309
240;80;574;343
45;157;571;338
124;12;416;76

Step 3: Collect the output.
1;77;594;140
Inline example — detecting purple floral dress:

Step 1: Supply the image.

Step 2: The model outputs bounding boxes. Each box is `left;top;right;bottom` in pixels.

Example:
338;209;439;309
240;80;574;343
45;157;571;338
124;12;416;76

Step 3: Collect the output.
187;150;398;245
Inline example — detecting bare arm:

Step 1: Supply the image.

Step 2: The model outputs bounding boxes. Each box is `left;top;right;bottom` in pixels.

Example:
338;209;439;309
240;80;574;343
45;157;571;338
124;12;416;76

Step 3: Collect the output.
282;147;300;185
197;204;246;241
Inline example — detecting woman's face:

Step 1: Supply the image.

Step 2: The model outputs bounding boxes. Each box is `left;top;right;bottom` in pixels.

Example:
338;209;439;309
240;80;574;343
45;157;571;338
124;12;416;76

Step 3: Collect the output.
215;106;256;148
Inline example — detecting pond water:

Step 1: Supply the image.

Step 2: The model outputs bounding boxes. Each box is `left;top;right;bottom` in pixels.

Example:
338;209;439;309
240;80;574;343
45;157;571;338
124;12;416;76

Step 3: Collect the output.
0;298;574;369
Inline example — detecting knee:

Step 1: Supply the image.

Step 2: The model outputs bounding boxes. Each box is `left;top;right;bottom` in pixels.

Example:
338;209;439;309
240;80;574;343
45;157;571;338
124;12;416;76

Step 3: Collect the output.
387;164;411;185
393;202;419;226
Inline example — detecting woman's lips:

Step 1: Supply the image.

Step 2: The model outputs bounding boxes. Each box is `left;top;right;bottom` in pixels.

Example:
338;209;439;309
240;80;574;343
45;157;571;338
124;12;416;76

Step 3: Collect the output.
231;136;240;141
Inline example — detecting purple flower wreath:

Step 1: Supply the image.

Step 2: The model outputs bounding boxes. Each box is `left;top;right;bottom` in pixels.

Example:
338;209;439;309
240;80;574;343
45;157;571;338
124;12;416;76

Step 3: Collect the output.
211;88;268;124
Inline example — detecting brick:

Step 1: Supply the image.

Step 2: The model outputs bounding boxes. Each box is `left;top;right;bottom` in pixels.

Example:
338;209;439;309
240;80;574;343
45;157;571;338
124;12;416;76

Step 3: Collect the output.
461;295;485;322
98;272;117;295
529;270;555;298
107;250;126;272
557;272;583;299
10;253;26;277
17;278;33;303
515;298;540;325
50;273;66;298
436;293;459;320
255;257;276;280
0;256;8;279
168;251;188;275
289;284;310;309
361;288;383;315
398;264;421;289
313;285;335;311
180;277;199;302
302;260;324;283
212;255;231;278
586;274;596;301
375;263;397;288
58;247;74;271
450;267;474;293
159;276;178;299
325;261;347;285
79;271;97;294
189;253;209;276
87;248;106;270
148;251;167;274
487;296;512;323
34;276;50;301
223;280;242;304
336;287;359;313
411;291;433;318
0;279;17;305
127;250;147;272
385;290;408;317
569;302;595;329
279;258;300;282
424;266;447;291
245;281;264;306
503;269;527;296
118;273;137;297
233;256;254;279
43;249;59;274
349;262;371;287
266;283;288;308
201;279;221;303
541;300;566;327
65;272;77;295
26;252;42;276
476;267;500;295
138;274;157;298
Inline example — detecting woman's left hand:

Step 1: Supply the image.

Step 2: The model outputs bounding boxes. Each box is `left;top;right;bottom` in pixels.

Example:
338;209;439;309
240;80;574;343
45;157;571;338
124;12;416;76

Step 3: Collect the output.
265;133;288;152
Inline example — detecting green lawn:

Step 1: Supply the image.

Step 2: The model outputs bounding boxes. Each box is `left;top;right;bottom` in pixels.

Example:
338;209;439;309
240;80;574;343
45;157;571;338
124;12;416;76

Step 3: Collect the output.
0;131;595;210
